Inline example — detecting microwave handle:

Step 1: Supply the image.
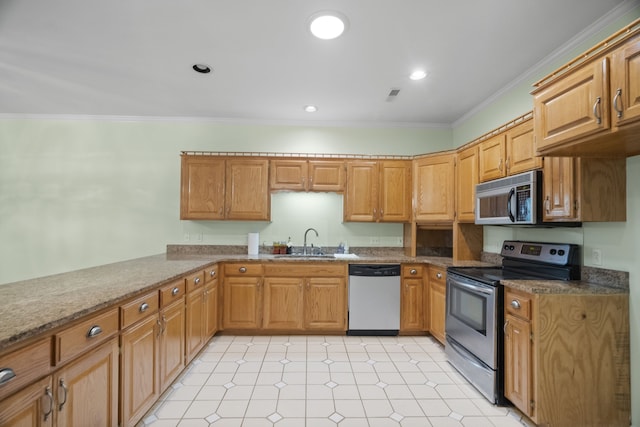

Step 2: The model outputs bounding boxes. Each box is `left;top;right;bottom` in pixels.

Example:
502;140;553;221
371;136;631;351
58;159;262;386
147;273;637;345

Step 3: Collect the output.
507;188;515;222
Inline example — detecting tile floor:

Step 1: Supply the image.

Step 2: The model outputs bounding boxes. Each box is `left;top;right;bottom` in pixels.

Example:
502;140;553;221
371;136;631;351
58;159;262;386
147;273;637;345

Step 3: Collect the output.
140;335;533;427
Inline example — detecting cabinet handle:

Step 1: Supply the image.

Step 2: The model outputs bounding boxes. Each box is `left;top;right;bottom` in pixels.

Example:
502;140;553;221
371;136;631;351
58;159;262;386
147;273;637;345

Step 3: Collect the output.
436;272;442;279
306;280;310;289
194;277;201;285
613;88;623;118
210;270;216;278
593;96;602;125
0;368;16;386
510;299;521;309
410;269;417;275
139;302;150;313
545;196;550;214
43;386;54;421
506;156;510;173
161;315;167;335
498;158;503;172
504;320;509;335
172;287;180;296
157;318;162;338
86;325;103;338
239;267;247;273
58;379;68;411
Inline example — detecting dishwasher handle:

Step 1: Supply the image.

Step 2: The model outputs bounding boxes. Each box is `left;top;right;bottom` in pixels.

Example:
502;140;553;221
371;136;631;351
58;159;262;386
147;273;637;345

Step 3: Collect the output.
348;264;401;276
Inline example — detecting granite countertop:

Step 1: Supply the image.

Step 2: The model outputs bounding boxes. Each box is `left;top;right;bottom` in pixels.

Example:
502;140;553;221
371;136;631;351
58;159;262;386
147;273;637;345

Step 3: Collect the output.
501;278;628;295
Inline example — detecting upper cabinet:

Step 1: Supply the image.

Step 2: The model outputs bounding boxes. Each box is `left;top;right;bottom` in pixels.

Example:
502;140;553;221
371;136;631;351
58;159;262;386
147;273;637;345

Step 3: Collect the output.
413;153;455;223
180;155;270;221
270;159;344;192
479;118;541;182
532;20;640;157
344;160;411;222
455;146;478;223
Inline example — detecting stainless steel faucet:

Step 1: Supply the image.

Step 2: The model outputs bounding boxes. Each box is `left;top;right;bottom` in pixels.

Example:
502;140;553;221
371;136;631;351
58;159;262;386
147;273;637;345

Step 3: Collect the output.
303;228;319;255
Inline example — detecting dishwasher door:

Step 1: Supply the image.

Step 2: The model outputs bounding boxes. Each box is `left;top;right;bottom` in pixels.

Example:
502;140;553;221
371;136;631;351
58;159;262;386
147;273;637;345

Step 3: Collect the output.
348;264;401;336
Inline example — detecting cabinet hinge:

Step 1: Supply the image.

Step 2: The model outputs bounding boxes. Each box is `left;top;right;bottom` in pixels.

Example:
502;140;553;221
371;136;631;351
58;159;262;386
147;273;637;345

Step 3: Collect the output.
574;199;579;212
530;332;534;342
530;400;535;410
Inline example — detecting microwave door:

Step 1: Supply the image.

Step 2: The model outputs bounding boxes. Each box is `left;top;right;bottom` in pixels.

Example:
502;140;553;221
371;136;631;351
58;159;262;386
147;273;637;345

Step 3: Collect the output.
475;186;512;224
507;188;515;223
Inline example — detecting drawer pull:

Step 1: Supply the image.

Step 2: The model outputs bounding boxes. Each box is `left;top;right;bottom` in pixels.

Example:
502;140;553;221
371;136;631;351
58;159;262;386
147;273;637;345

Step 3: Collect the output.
239;267;247;273
44;386;54;421
510;300;521;309
0;368;16;386
436;272;442;279
593;96;602;125
86;325;103;338
210;270;216;278
613;88;623;118
139;302;150;313
194;277;201;285
410;269;417;275
58;379;68;411
171;287;180;296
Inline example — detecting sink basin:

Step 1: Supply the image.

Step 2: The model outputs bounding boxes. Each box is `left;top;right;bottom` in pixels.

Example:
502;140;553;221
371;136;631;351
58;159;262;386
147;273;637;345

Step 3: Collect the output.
272;254;334;258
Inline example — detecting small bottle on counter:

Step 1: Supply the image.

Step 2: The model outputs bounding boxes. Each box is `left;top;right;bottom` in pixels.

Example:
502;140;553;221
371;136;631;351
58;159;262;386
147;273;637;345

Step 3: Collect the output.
343;242;349;254
286;237;293;254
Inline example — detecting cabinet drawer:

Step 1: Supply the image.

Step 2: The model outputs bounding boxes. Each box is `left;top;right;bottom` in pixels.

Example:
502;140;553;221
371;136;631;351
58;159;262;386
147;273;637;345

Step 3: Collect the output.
204;265;218;283
160;279;186;308
429;266;446;284
120;290;159;329
0;337;51;401
55;307;119;365
263;263;345;277
224;263;264;276
402;265;424;278
505;289;531;320
185;270;206;293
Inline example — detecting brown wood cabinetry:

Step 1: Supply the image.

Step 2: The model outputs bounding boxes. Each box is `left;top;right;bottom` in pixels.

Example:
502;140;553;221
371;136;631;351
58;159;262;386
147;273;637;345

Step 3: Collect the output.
158;280;186;391
413;153;455;223
428;266;446;344
223;264;264;330
304;276;347;331
0;338;51;402
0;375;53;427
185;270;207;362
533;23;640;157
263;277;305;330
542;157;626;222
455;146;478;223
503;286;630;427
400;265;425;332
344;160;411;222
270;159;345;192
479;119;540;182
180;155;270;221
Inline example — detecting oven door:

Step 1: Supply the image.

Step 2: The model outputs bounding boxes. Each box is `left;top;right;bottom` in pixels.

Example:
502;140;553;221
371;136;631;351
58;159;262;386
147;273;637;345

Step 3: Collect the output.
445;272;498;368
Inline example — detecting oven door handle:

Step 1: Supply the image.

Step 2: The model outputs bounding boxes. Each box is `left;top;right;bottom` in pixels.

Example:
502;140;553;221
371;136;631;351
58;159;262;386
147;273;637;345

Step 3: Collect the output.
451;280;493;295
446;336;489;371
507;187;515;223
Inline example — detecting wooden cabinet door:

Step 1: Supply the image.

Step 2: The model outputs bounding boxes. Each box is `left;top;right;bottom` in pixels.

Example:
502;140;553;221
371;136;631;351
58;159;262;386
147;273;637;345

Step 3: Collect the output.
428;274;446;345
120;316;159;427
534;59;609;152
223;276;261;329
504;314;532;417
55;338;119;427
185;289;205;362
180;156;225;220
400;278;424;332
506;119;542;175
611;36;640;128
456;146;478;222
270;160;307;191
262;278;304;330
308;160;345;192
379;160;411;222
344;161;378;222
304;277;347;331
543;157;578;221
414;154;455;222
478;134;506;182
0;376;53;427
225;158;270;220
204;281;219;339
159;298;185;392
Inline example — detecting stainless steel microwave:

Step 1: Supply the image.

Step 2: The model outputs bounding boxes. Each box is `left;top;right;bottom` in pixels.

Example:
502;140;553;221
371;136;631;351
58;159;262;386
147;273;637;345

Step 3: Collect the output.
475;170;541;225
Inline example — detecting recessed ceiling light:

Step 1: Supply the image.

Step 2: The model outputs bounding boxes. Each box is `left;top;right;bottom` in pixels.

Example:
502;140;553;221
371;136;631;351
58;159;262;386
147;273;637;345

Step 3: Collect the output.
304;105;318;113
308;11;349;40
409;70;427;80
192;64;212;74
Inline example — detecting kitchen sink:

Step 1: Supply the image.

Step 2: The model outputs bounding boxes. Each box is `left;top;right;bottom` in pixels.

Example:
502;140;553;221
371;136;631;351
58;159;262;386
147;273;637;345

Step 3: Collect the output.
272;254;335;258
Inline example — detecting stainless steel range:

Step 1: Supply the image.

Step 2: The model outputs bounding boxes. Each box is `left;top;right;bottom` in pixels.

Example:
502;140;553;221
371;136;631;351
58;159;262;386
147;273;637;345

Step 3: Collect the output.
445;240;580;404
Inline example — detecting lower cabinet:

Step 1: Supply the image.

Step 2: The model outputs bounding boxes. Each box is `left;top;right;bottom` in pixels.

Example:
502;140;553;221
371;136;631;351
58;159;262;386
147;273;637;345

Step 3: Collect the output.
55;338;119;426
185;268;218;363
263;277;304;330
159;296;186;391
428;266;446;344
0;376;54;427
304;276;347;330
400;265;425;332
503;286;630;427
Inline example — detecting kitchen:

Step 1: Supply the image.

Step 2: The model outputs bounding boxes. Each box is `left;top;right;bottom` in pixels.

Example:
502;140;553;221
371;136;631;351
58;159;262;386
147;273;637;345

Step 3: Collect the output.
1;1;639;426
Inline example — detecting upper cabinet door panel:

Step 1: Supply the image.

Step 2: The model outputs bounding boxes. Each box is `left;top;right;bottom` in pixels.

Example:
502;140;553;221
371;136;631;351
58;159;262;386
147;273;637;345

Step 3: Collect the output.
308;160;345;192
506;119;542;175
270;160;307;191
478;134;506;182
611;37;640;128
180;156;225;220
379;160;411;222
225;159;270;220
534;59;609;152
344;161;378;222
455;146;478;223
414;154;455;222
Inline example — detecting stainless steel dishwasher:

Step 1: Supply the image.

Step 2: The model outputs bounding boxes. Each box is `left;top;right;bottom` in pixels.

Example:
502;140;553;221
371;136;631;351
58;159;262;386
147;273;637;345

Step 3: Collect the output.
347;264;401;336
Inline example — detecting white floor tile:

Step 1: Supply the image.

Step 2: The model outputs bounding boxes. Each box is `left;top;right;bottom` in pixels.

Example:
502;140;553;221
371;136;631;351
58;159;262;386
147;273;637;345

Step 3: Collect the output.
305;399;335;417
361;399;394;417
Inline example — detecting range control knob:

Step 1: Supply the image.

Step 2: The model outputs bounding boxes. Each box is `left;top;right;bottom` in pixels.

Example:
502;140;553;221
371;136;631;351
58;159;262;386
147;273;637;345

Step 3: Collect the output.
550;249;557;255
558;249;565;256
503;244;510;250
509;245;515;251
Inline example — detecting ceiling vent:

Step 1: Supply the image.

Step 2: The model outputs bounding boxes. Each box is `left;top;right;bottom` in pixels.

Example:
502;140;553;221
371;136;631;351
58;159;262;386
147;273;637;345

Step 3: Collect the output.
386;88;400;102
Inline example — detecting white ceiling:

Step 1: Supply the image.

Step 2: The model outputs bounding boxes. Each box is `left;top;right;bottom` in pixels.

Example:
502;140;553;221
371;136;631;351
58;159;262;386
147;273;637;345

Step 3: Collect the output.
0;0;634;127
